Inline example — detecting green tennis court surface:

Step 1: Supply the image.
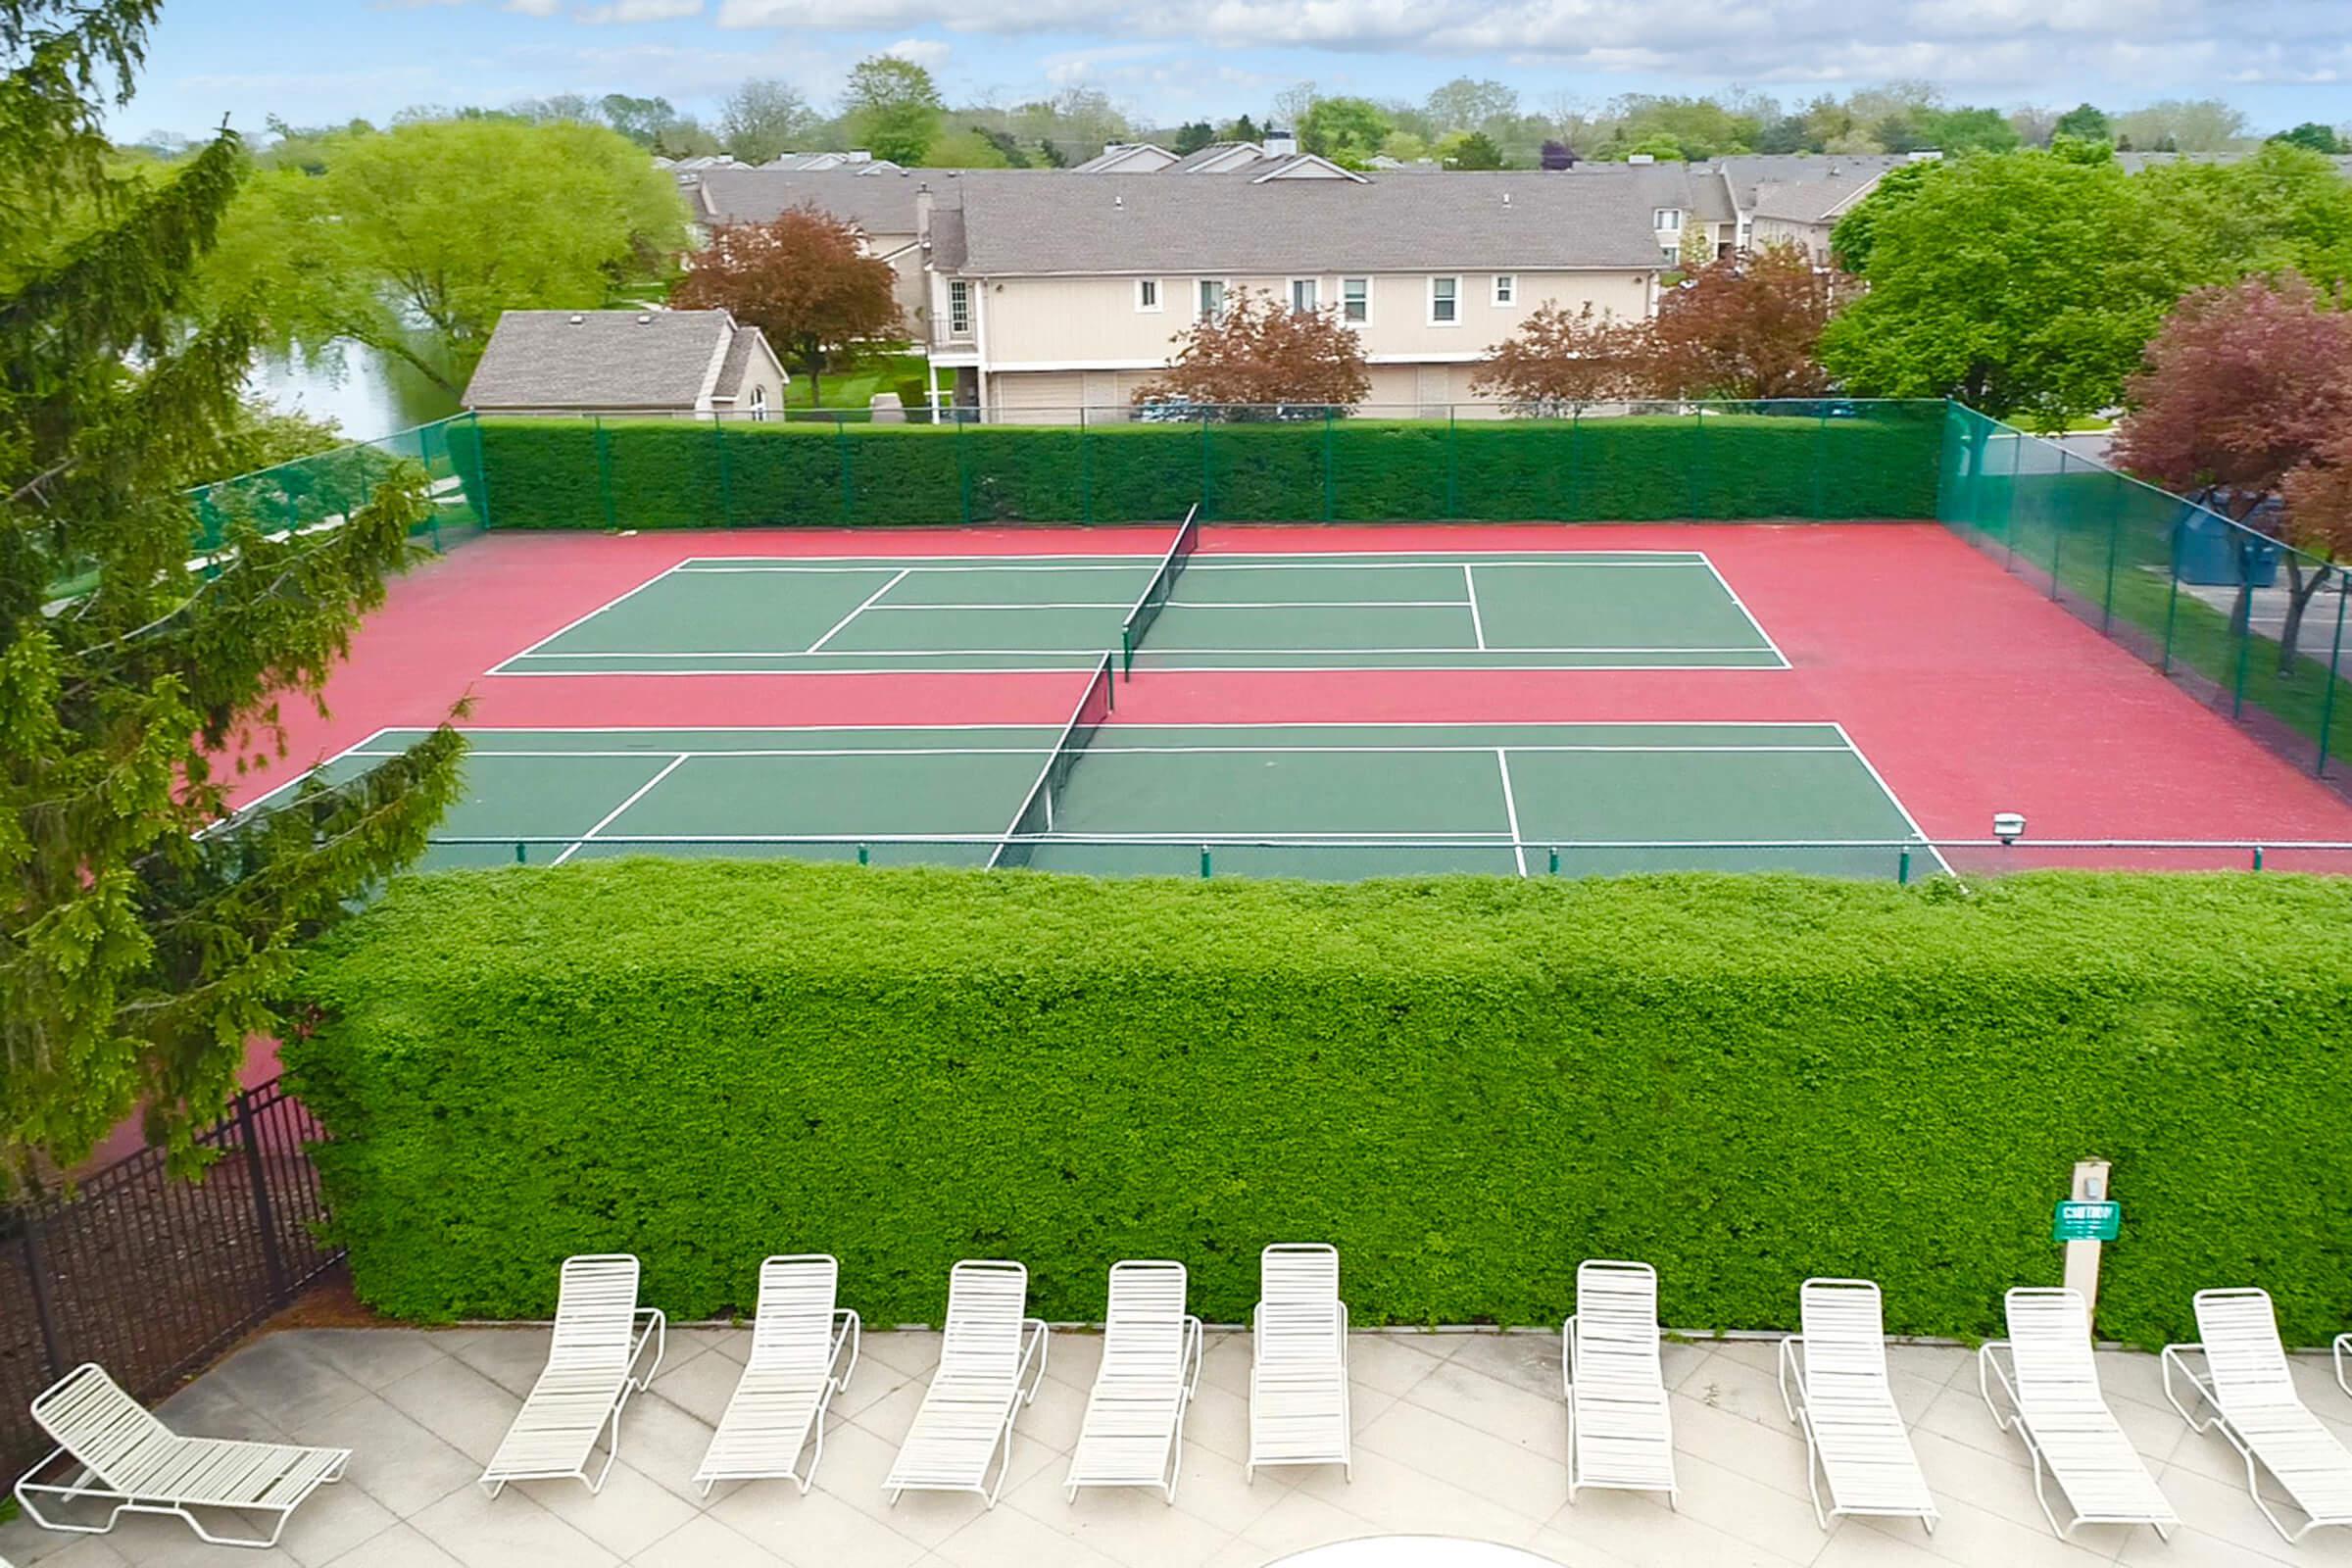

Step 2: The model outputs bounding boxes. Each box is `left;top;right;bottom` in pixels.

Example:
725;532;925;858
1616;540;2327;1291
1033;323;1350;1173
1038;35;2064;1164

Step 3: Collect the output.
490;551;1787;675
274;722;1941;881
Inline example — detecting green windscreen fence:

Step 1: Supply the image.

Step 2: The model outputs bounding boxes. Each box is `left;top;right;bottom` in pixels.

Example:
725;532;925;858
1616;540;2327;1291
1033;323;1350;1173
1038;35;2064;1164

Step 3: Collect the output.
1937;404;2351;787
188;416;489;557
443;401;1949;529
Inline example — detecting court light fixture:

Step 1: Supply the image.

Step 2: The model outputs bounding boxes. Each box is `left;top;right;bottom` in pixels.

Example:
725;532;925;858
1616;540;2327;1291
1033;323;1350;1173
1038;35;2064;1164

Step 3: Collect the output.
1993;811;2026;845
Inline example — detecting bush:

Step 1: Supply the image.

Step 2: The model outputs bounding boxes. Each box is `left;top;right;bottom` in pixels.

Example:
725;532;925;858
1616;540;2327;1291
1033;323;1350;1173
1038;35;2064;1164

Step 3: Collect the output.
444;406;1944;529
288;862;2352;1344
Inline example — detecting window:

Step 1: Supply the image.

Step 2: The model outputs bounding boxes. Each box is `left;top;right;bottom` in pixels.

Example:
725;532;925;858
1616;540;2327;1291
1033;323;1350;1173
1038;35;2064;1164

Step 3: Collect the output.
1136;277;1161;312
1660;246;1681;265
1428;275;1459;325
1492;274;1516;306
1197;278;1227;319
947;279;972;336
1289;277;1319;314
749;385;767;423
1654;207;1684;232
1342;277;1370;324
1737;221;1752;251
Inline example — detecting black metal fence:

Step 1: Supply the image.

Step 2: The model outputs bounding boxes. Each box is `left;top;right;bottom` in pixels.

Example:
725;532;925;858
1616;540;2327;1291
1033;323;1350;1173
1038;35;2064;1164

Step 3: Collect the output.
0;1079;338;1481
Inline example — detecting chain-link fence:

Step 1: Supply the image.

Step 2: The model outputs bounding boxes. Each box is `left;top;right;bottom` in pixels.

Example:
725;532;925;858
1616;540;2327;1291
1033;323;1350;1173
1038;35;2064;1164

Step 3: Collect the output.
188;416;488;556
1937;406;2351;789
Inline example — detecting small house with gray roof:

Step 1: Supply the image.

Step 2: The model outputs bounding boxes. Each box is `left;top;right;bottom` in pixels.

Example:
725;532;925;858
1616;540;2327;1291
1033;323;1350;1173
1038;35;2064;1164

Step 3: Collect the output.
462;309;788;420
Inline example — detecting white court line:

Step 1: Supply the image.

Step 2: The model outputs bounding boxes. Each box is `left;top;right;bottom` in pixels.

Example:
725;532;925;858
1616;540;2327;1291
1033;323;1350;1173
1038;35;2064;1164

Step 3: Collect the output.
352;743;1855;760
669;555;1716;574
1462;564;1488;651
490;563;689;674
503;644;1774;659
226;726;397;816
354;718;1849;734
805;568;910;653
487;660;1793;676
548;754;691;866
1695;554;1790;669
808;599;1477;612
1829;721;1954;878
1494;749;1527;876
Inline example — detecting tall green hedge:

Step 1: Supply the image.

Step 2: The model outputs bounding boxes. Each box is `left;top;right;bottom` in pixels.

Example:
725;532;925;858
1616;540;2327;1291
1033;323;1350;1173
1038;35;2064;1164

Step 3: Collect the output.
447;406;1944;529
287;862;2352;1345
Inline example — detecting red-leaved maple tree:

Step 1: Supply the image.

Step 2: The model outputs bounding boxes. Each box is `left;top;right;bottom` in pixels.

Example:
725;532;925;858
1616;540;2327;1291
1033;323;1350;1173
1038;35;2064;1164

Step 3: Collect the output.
2114;273;2352;668
1468;302;1640;413
673;204;903;406
1641;243;1848;401
1133;287;1370;411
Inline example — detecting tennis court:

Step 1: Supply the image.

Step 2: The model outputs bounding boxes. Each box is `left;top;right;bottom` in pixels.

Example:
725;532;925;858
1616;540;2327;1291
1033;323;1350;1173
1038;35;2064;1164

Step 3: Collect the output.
264;713;1942;881
488;544;1786;675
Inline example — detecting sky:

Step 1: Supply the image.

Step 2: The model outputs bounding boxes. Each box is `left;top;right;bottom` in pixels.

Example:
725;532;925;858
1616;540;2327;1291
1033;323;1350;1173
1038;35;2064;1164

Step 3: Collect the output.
115;0;2351;142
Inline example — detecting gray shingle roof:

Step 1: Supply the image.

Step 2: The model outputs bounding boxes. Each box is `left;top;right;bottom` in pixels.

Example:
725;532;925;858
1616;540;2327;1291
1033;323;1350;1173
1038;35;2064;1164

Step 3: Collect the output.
464;310;739;411
696;169;967;235
952;172;1662;274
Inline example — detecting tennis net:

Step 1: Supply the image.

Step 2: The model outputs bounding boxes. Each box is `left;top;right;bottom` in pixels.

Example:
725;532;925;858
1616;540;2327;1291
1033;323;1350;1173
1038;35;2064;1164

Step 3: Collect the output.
989;652;1115;868
1118;503;1200;677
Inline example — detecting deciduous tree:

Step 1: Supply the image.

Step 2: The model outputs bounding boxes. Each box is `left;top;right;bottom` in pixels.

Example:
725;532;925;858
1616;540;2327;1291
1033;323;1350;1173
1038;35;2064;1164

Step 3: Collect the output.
1470;303;1640;413
1640;245;1845;401
2114;273;2352;667
2;0;465;1192
673;205;904;405
1134;287;1369;410
2052;103;2112;143
1299;96;1392;166
209;118;687;394
718;79;819;165
843;55;944;165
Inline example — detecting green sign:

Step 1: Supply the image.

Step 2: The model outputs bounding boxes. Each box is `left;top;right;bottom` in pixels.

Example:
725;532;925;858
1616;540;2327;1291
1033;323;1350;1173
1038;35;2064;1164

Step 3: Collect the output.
2052;1200;2121;1242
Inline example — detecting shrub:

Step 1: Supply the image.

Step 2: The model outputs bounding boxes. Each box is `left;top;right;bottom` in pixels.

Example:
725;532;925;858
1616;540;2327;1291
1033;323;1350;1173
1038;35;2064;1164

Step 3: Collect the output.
289;862;2352;1345
443;406;1944;529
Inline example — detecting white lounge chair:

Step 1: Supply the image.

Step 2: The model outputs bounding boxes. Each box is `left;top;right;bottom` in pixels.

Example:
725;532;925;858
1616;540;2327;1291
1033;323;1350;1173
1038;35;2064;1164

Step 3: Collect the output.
1248;1243;1350;1481
1562;1259;1678;1506
1777;1277;1938;1534
14;1362;349;1548
1064;1260;1203;1502
884;1260;1049;1507
2163;1287;2352;1542
694;1254;860;1495
480;1253;665;1496
1979;1287;2176;1541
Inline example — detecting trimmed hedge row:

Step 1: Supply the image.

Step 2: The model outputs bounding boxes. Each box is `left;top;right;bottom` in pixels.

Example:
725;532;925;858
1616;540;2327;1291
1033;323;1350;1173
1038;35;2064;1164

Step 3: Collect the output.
287;862;2352;1345
448;408;1944;529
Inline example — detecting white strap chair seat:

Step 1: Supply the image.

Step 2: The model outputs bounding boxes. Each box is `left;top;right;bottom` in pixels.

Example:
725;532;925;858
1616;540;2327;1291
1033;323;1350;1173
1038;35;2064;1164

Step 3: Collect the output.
1563;1259;1678;1504
1248;1244;1350;1480
14;1362;350;1549
696;1254;860;1494
884;1260;1048;1507
1065;1261;1203;1502
1778;1277;1937;1534
2164;1288;2352;1542
1979;1288;2174;1540
480;1253;665;1497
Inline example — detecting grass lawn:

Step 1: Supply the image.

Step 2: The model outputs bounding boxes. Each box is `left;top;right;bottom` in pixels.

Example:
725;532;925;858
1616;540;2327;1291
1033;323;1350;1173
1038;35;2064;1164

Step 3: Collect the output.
782;351;950;412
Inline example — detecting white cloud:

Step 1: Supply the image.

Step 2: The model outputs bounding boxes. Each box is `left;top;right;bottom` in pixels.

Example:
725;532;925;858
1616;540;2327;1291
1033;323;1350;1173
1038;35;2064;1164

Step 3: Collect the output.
884;36;951;67
576;0;705;19
504;0;564;15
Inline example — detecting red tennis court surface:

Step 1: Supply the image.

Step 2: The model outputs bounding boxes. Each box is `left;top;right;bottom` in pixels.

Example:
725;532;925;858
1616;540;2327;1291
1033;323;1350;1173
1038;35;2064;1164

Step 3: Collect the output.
235;522;2352;873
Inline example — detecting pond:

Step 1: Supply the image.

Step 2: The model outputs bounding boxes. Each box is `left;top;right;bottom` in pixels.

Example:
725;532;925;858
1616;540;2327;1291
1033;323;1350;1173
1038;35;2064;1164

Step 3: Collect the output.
249;342;462;443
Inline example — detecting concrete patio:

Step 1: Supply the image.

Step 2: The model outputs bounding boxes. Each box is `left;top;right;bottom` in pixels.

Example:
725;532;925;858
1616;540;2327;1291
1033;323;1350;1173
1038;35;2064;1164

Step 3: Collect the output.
6;1324;2352;1568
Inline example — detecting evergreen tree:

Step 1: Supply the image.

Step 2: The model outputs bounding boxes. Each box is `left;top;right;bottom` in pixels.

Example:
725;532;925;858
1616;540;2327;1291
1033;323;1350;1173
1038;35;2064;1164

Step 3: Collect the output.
1;0;466;1192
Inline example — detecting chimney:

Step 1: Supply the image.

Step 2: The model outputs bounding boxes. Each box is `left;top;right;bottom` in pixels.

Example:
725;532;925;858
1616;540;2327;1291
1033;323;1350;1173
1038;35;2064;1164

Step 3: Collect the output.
1263;128;1298;157
913;182;935;247
1501;191;1511;207
1114;192;1124;209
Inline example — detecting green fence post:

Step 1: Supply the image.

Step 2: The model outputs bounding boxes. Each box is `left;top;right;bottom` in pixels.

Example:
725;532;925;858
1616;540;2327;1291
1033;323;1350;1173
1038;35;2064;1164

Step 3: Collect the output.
2317;584;2348;776
1079;404;1092;525
2252;845;2265;871
1811;404;1829;520
956;416;974;526
1689;404;1706;520
1898;848;1912;885
2047;451;2067;599
858;843;870;866
593;416;617;531
2100;478;2124;634
1199;413;1212;520
467;413;494;531
835;415;854;524
1564;406;1582;521
2000;423;2022;571
1446;407;1460;520
1322;408;1335;522
1547;846;1559;875
514;841;526;864
1200;845;1212;879
2230;582;2253;719
712;414;735;527
2161;563;2182;675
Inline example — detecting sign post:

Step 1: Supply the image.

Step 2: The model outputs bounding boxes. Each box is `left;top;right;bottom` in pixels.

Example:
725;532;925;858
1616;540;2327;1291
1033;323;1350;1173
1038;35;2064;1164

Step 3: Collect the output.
2055;1159;2116;1324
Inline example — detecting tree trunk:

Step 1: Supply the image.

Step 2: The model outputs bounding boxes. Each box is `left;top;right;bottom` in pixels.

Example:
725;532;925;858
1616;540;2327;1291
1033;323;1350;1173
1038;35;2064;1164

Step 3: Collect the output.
2277;558;2330;675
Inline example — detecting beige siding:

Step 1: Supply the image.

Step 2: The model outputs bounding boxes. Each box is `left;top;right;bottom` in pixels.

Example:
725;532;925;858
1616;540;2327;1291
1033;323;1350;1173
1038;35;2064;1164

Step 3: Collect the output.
1752;218;1833;262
